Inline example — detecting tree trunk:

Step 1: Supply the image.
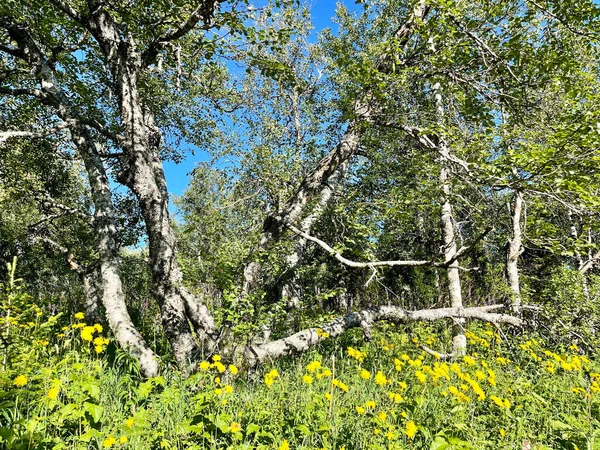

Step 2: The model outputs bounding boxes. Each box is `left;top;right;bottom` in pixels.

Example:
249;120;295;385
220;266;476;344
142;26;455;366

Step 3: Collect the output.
1;16;160;376
72;124;161;377
434;84;466;356
507;191;524;310
242;1;430;296
85;5;218;367
279;161;349;307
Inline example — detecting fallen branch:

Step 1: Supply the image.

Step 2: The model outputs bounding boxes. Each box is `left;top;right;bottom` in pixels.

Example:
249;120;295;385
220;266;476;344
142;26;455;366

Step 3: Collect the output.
244;304;521;366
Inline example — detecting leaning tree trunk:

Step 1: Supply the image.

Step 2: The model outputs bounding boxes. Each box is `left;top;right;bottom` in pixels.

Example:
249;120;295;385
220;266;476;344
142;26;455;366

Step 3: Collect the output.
73;125;161;377
506;190;524;311
0;16;160;376
85;4;218;367
242;1;430;296
279;161;349;307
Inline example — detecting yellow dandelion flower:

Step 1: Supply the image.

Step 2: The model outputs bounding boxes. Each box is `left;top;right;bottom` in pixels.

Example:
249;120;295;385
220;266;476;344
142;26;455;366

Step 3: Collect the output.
229;422;242;433
125;418;135;427
377;411;387;422
212;355;221;362
94;345;104;354
13;375;27;387
365;400;376;409
405;420;418;439
415;371;427;384
103;436;117;448
374;371;387;386
306;361;322;373
199;361;210;371
303;374;313;384
81;326;95;342
359;369;371;380
356;405;366;415
213;362;226;373
47;386;59;400
120;436;128;444
325;393;332;401
224;385;233;394
93;324;103;333
229;364;239;374
74;312;85;320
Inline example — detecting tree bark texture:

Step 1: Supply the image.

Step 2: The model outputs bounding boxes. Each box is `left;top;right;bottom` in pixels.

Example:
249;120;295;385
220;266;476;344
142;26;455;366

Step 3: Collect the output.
507;191;524;310
1;16;160;376
83;2;218;367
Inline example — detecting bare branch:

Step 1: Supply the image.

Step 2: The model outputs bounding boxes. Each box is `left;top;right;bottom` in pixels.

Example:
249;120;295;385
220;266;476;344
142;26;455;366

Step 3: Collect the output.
0;120;74;144
284;222;489;270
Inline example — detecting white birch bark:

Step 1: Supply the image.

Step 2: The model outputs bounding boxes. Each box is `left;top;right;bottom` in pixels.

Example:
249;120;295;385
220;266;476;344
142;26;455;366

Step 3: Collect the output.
507;191;524;310
1;16;160;376
434;84;466;356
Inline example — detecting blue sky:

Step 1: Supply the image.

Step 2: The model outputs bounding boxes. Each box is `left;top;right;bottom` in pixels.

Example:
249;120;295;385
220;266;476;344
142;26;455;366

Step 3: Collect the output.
163;1;357;205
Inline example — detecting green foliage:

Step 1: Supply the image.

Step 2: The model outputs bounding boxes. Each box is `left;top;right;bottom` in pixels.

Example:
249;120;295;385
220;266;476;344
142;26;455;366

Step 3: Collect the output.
2;278;600;449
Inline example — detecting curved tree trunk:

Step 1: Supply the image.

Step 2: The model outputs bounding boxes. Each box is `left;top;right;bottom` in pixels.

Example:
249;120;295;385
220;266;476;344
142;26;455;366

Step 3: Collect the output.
84;3;218;367
0;16;160;376
73;125;161;377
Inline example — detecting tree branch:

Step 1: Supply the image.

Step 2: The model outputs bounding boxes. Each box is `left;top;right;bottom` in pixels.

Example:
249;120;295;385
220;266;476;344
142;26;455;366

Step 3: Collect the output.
245;304;521;366
142;0;222;67
284;222;489;270
0;120;74;144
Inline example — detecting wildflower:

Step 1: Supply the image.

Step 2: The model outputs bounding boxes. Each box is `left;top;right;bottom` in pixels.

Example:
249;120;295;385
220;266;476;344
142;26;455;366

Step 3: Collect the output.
199;361;210;371
94;345;104;354
278;439;290;450
316;328;330;338
373;428;381;435
347;347;366;362
47;386;59;400
332;379;349;392
224;385;233;394
103;436;117;448
462;355;476;366
393;358;404;371
356;405;366;415
359;369;371;380
490;395;510;409
125;418;135;427
264;369;279;387
213;362;226;373
388;392;403;403
215;388;223;395
93;324;103;333
229;364;239;375
399;381;407;390
401;411;408;418
317;369;333;379
74;312;85;320
415;371;427;384
81;326;95;342
499;429;506;437
303;375;313;384
374;371;387;386
377;411;387;422
405;420;418;439
365;400;376;409
325;393;332;401
212;355;221;362
475;370;486;381
306;361;321;373
401;354;410;361
120;436;128;444
13;375;27;387
385;430;396;440
229;422;242;433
